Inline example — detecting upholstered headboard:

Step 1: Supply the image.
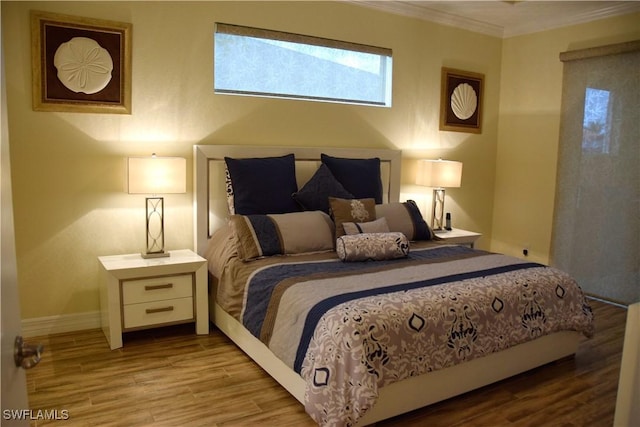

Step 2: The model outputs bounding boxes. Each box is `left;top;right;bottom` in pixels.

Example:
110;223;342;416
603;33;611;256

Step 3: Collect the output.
193;145;402;256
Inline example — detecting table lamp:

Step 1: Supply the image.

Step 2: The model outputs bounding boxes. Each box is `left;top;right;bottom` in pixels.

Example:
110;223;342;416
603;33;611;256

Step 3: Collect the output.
416;159;463;231
128;154;186;258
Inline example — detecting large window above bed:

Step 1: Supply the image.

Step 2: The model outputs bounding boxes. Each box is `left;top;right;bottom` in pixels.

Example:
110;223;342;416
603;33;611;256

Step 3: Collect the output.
214;23;393;107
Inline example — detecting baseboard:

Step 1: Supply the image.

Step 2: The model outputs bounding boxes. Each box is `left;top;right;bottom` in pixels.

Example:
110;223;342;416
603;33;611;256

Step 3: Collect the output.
585;294;629;308
21;311;101;338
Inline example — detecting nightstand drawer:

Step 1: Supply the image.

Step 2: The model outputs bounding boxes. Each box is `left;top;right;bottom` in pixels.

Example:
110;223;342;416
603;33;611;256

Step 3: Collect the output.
123;297;193;329
122;274;193;304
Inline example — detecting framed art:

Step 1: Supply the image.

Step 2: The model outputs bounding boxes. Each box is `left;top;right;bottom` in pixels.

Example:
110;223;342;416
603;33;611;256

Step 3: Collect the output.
440;67;484;133
31;11;132;114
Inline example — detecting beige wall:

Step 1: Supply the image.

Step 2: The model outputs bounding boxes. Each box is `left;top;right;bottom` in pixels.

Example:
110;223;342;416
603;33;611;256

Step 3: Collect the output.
492;12;640;264
3;1;502;319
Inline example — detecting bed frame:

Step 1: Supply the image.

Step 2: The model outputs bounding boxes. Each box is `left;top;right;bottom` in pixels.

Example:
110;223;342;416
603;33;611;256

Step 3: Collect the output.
193;144;581;425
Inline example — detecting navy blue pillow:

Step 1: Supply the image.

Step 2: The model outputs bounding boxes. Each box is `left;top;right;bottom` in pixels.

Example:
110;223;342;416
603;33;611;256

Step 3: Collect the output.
292;164;354;213
321;154;383;203
225;154;299;215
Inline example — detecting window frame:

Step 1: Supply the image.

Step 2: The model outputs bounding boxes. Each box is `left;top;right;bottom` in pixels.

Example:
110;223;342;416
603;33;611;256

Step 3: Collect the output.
214;23;393;107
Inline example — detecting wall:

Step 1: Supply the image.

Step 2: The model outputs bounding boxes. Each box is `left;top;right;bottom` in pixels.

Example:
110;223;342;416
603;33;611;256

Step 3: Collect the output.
2;1;502;321
492;12;640;264
614;301;640;426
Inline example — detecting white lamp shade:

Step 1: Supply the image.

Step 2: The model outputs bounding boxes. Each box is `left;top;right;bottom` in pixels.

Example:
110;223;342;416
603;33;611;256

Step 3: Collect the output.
128;156;186;194
416;159;463;188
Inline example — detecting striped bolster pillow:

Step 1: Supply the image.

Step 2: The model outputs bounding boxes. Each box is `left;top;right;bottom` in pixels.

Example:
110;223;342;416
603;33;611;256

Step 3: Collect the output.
229;211;335;261
374;200;433;241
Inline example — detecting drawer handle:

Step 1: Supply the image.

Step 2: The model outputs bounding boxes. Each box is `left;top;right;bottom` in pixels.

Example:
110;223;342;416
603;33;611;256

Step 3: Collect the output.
145;283;173;291
146;306;174;314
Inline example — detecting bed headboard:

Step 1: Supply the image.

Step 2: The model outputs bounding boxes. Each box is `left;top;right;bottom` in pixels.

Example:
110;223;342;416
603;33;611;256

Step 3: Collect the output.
193;145;402;256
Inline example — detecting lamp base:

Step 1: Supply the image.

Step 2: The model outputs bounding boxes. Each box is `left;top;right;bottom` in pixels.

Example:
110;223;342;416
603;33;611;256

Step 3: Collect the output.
431;188;446;231
145;197;167;256
141;251;170;259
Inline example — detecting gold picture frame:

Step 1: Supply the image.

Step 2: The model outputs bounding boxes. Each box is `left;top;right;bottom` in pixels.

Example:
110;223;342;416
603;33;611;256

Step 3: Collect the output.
440;67;484;133
31;11;132;114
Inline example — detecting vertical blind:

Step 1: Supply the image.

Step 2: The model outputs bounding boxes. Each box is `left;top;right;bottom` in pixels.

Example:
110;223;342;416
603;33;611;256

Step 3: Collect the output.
551;40;640;304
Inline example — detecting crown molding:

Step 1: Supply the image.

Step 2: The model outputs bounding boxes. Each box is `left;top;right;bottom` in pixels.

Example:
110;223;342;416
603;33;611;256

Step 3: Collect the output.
504;2;640;37
347;0;505;37
346;1;640;39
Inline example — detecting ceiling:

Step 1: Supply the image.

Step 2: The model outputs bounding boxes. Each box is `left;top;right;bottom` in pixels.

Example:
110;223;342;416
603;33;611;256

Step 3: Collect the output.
350;1;640;38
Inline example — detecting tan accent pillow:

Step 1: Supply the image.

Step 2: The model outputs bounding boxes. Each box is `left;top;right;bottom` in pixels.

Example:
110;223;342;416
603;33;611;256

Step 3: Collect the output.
328;197;376;237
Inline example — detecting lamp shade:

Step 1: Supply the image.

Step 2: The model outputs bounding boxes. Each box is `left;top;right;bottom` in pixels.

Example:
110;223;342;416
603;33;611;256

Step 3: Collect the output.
416;159;463;188
127;156;186;194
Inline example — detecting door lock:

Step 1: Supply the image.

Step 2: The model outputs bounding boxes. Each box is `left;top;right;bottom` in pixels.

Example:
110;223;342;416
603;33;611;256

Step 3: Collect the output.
14;336;44;369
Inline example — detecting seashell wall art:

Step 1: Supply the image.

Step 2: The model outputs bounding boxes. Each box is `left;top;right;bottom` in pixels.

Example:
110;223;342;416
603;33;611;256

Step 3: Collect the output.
31;11;132;114
440;68;484;133
53;37;114;95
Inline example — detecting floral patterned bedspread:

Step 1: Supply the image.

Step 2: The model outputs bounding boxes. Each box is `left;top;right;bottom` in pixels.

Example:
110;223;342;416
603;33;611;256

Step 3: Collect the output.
213;243;594;426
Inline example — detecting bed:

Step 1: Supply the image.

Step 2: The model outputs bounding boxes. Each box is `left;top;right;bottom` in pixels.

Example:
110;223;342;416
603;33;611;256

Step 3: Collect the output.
193;144;594;426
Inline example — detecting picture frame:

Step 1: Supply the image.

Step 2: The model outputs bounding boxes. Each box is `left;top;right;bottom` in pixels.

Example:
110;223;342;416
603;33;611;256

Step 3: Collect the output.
31;11;132;114
440;67;484;133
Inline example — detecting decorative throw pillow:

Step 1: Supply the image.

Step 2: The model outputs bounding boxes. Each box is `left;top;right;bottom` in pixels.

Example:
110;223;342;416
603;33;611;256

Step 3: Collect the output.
336;232;410;262
375;200;433;241
229;211;335;261
292;164;354;213
225;154;300;215
342;217;390;235
321;154;383;203
224;166;235;214
328;197;377;237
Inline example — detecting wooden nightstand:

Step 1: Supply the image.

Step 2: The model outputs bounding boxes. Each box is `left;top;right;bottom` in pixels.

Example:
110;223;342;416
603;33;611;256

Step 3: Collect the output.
434;228;482;248
98;249;208;350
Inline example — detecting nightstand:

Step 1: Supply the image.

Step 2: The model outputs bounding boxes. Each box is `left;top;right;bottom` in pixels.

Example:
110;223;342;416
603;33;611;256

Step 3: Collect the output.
98;249;208;350
434;228;482;248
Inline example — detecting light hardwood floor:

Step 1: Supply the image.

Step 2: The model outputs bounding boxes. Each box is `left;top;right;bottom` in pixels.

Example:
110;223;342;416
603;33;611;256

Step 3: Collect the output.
26;298;626;427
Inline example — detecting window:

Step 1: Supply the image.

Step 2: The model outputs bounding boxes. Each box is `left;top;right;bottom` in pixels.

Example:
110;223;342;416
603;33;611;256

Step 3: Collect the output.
214;23;393;107
582;87;614;154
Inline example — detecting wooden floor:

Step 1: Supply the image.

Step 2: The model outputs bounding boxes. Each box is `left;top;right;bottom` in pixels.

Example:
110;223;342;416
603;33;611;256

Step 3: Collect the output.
26;299;626;427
